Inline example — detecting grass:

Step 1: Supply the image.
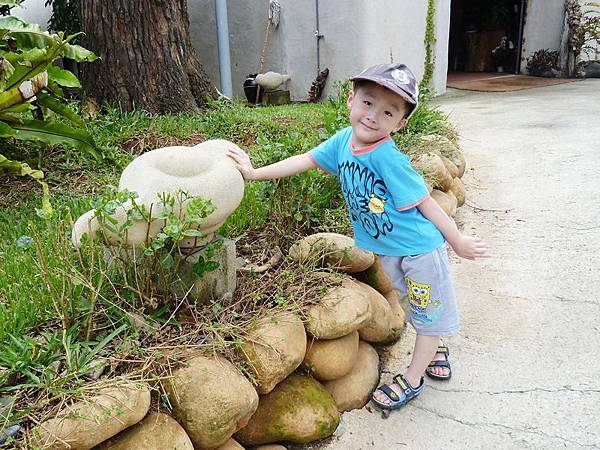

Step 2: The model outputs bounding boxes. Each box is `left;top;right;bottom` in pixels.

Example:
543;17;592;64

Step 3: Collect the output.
0;83;458;446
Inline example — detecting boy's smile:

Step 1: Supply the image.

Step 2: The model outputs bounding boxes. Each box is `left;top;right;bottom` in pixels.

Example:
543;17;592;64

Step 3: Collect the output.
347;82;409;149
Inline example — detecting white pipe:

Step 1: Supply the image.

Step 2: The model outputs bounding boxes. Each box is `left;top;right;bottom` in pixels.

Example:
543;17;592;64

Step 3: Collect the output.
215;0;233;97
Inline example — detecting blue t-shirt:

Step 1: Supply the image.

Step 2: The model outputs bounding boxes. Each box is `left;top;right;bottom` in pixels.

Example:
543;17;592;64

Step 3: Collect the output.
309;126;445;256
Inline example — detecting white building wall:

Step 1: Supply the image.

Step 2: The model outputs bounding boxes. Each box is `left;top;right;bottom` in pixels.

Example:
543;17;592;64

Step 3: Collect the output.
189;0;451;100
10;0;51;29
520;0;565;71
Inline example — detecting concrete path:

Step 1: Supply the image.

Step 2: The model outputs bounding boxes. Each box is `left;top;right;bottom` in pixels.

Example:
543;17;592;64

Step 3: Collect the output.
313;79;600;450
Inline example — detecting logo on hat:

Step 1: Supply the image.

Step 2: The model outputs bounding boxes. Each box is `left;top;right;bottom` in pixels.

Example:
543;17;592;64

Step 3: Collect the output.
391;69;410;85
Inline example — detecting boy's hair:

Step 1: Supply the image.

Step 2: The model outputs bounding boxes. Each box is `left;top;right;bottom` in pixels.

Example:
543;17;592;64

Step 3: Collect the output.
352;79;415;119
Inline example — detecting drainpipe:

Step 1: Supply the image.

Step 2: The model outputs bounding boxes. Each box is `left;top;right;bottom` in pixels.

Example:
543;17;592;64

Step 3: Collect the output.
215;0;233;96
315;0;324;72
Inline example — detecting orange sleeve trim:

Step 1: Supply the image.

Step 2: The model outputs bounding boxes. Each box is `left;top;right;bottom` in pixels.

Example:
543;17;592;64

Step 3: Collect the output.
307;153;332;175
396;193;430;211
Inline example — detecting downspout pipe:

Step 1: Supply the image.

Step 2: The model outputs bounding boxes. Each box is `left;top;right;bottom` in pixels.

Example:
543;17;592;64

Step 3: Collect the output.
215;0;233;97
315;0;324;72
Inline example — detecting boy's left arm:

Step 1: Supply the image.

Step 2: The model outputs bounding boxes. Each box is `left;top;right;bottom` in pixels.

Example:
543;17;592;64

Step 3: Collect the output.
417;197;488;260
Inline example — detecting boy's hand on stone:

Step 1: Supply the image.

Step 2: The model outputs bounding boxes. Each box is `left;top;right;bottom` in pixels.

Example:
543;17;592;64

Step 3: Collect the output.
450;234;489;260
227;147;256;181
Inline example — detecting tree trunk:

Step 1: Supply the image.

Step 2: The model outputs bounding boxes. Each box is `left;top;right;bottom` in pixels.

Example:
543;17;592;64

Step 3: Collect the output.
79;0;218;113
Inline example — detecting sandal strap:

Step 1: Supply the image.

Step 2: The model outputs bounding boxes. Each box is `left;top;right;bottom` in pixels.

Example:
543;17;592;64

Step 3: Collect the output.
378;384;402;402
436;346;449;355
428;359;451;369
392;374;424;396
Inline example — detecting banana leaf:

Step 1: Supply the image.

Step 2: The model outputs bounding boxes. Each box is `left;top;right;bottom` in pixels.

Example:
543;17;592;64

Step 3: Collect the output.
7;119;98;159
0;153;42;179
47;65;80;88
35;91;84;127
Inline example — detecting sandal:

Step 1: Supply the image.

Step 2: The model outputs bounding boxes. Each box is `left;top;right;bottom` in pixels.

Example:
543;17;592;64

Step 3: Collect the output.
371;373;424;410
425;345;452;380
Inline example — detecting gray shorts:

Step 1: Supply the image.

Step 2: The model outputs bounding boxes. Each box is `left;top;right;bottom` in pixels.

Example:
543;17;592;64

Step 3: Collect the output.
379;245;460;336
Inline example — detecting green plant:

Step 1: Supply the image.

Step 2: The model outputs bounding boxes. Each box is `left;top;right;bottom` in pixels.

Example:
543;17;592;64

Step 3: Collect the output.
421;0;436;88
526;49;560;76
565;0;600;72
45;0;80;37
0;8;98;206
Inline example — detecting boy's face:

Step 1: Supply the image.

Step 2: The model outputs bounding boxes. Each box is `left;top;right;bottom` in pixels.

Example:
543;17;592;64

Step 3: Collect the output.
347;82;409;148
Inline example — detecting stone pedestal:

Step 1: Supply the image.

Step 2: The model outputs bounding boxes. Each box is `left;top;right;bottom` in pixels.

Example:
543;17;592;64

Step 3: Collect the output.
171;238;237;304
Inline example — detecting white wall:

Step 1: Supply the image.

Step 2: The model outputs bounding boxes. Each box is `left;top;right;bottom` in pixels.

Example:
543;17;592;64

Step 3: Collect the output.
520;0;565;71
10;0;51;29
189;0;451;100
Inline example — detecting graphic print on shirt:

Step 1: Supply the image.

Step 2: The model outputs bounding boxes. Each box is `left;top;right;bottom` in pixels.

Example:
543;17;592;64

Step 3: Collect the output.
338;160;393;239
406;277;443;324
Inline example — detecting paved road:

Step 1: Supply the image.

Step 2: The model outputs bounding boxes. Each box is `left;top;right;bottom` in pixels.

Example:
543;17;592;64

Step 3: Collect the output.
314;79;600;450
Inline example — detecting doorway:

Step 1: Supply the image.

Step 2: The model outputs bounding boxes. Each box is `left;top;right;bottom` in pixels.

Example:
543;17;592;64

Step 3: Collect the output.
448;0;525;79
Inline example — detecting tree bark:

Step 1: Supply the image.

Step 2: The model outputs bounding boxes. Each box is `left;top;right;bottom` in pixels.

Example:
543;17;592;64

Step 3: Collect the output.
79;0;218;113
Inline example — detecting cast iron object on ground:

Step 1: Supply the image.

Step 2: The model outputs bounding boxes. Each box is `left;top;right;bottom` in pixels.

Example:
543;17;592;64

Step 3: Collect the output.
262;89;291;106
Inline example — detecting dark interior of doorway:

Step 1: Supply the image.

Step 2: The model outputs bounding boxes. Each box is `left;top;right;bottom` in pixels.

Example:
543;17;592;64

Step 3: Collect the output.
448;0;525;75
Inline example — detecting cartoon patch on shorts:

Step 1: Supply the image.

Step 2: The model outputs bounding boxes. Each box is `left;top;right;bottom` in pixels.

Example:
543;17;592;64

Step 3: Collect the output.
406;278;443;325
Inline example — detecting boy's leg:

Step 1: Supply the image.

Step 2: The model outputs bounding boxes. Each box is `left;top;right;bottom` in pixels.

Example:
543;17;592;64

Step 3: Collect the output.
372;334;439;406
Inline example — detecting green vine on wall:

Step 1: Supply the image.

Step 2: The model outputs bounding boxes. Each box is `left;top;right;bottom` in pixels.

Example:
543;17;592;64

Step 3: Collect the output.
421;0;437;88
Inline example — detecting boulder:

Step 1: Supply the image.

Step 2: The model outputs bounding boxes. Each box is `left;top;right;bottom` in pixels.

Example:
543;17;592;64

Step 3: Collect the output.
33;382;150;450
303;331;359;381
254;445;287;450
354;255;394;295
234;373;339;446
305;276;372;339
431;189;455;217
582;61;600;78
323;341;380;411
238;312;306;394
411;153;453;192
214;438;246;449
380;290;407;344
96;412;193;450
72;140;245;249
420;135;466;178
163;355;258;449
441;155;459;179
355;282;393;343
288;233;374;273
449;177;466;207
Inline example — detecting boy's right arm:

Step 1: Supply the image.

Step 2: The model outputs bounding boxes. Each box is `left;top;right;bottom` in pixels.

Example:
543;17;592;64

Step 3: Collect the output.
227;147;316;181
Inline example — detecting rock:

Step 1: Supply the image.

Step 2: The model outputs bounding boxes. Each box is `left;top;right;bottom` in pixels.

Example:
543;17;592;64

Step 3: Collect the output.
170;238;237;304
355;282;393;343
323;341;380;411
446;191;458;217
380;290;406;344
234;373;339;446
449;177;466;207
214;437;246;449
411;153;453;192
582;60;600;78
33;382;151;450
238;312;306;394
288;233;374;273
164;355;258;449
254;445;287;450
72;140;245;248
305;276;372;339
354;255;394;295
96;412;193;450
441;155;459;179
431;189;455;217
303;331;359;381
420;135;466;178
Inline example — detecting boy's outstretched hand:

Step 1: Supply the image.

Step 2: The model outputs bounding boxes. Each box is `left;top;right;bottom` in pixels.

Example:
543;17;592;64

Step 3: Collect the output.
449;234;489;260
227;147;256;181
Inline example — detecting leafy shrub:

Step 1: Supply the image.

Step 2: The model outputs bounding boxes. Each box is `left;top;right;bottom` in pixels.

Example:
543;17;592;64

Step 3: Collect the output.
0;6;97;207
526;49;560;76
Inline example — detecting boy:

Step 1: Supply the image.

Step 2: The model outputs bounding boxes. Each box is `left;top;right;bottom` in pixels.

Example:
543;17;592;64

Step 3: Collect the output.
227;63;488;410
